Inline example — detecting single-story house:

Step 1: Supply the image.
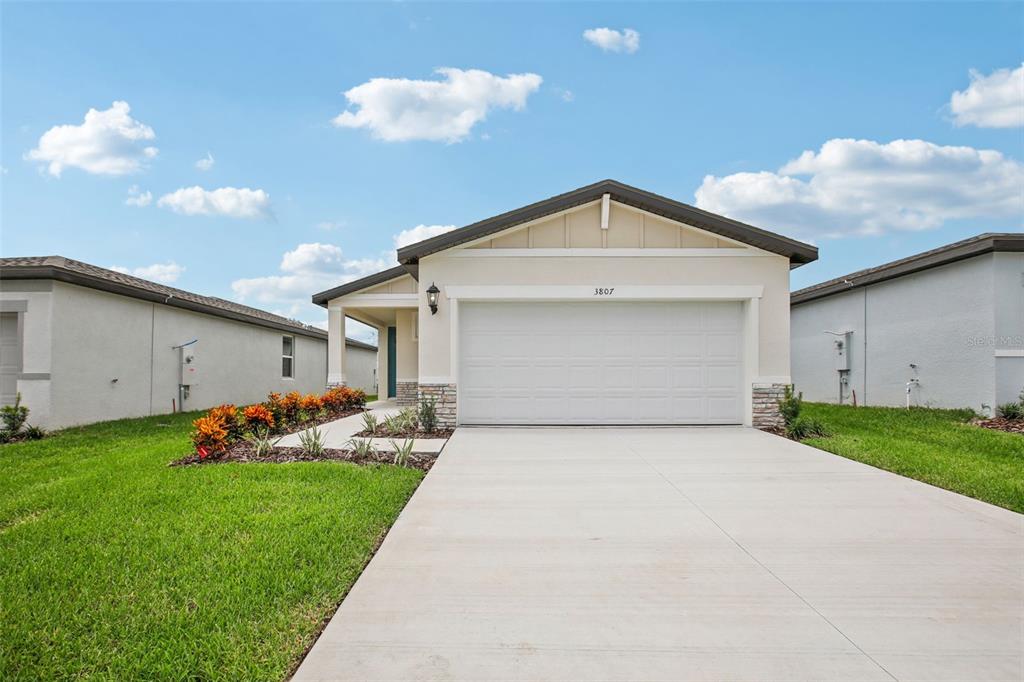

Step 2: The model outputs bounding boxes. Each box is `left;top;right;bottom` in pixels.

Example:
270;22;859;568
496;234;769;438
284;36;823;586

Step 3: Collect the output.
312;179;818;428
0;256;377;430
791;233;1024;412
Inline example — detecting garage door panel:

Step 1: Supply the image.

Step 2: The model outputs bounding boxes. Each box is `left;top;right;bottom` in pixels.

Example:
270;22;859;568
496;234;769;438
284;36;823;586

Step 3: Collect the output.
459;302;743;425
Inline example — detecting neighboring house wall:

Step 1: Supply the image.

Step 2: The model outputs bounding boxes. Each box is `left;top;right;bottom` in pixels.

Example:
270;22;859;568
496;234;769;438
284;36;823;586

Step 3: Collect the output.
993;252;1024;405
2;280;327;429
791;255;1002;411
344;344;377;395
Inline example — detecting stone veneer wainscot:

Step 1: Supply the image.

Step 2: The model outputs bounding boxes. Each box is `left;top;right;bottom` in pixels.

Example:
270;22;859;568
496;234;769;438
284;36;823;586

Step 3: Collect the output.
752;383;787;429
418;383;457;428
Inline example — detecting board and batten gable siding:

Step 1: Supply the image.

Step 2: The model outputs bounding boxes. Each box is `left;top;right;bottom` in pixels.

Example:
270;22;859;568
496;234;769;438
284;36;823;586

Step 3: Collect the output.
467;202;745;250
791;254;999;410
39;280;326;428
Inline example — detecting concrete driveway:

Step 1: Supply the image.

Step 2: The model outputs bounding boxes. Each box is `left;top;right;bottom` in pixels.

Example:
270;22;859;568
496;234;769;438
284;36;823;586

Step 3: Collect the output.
293;428;1023;682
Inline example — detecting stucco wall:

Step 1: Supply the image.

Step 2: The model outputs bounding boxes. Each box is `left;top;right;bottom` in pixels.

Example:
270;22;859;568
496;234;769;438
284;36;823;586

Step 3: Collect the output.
0;280;56;426
417;251;792;383
791;254;998;411
993;252;1024;405
395;309;419;381
345;344;377;394
36;281;327;428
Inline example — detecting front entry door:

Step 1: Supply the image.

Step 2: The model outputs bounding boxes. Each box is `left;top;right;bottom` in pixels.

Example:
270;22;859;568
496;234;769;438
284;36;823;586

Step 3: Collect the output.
387;326;397;398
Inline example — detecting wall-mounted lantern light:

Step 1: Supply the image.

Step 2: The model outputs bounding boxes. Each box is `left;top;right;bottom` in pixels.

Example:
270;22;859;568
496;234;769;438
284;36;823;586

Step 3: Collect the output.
426;283;440;315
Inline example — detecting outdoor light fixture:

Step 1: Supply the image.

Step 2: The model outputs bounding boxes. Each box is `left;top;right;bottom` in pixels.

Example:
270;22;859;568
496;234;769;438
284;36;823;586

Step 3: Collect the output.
426;282;440;315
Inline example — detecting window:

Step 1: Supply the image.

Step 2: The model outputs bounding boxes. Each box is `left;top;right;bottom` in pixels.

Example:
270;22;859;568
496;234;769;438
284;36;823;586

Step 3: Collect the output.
282;336;294;378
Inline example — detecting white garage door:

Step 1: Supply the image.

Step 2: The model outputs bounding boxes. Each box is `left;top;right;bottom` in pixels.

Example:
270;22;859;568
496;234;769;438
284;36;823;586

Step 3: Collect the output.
459;301;744;425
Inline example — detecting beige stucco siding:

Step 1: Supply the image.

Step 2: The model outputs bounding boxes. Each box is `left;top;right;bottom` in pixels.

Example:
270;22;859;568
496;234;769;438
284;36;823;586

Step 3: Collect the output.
395;309;419;380
416;252;792;382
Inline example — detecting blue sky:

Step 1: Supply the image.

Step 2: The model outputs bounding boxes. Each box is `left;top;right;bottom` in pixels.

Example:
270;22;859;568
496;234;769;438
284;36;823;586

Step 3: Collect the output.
2;2;1022;341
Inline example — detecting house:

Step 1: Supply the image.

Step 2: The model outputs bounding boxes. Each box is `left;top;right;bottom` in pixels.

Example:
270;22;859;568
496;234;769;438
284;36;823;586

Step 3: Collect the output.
791;233;1024;412
312;179;818;428
0;256;377;429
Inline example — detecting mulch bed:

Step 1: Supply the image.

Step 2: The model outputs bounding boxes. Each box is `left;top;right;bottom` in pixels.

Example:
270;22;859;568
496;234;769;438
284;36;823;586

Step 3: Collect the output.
352;428;455;440
171;444;436;471
973;417;1024;435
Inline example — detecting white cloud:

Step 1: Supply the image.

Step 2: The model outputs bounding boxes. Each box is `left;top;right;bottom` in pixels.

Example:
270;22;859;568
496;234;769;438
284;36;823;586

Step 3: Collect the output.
231;242;391;327
25;101;158;177
583;28;640;54
157;186;271;219
393;224;457;249
949;63;1024;129
332;67;543;143
110;261;184;284
195;152;215;171
124;185;152;207
695;138;1024;238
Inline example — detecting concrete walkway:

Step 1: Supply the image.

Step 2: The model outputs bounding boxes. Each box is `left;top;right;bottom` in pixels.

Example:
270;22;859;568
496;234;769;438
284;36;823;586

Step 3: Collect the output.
292;427;1023;681
276;400;447;454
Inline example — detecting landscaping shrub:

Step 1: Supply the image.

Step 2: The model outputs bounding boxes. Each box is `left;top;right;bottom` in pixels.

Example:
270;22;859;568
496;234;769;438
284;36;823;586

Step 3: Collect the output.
786;415;832;440
244;426;280;457
391;438;414;467
208;404;243;441
777;385;803;425
418;396;437;434
997;402;1024;420
279;391;303;424
297;425;326;457
191;416;229;457
300;393;323;415
361;412;379;435
775;384;831;440
242;404;275;431
22;425;46;440
1;393;30;434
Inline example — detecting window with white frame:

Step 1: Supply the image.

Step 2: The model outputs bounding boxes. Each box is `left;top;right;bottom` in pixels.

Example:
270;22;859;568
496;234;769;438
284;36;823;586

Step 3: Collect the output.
282;336;295;378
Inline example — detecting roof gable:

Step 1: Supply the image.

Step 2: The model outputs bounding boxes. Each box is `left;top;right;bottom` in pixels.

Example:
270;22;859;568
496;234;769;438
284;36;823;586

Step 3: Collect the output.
396;179;818;266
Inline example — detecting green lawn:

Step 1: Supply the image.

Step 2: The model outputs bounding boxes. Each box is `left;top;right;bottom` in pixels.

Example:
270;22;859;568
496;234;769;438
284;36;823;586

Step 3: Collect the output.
802;403;1024;513
0;412;423;680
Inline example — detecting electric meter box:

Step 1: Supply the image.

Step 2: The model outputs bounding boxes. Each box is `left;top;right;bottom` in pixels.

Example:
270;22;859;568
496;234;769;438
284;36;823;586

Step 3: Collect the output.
181;347;199;386
834;331;852;371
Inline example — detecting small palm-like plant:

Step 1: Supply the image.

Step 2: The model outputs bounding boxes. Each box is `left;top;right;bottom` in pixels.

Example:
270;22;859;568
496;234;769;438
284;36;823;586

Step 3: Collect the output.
391;439;414;467
297;425;326;457
361;412;379;434
347;437;376;458
245;426;281;457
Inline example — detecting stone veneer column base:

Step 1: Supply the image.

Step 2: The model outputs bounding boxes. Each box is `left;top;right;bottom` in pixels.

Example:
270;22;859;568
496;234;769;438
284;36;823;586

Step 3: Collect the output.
395;381;419;406
418;383;457;428
752;383;788;429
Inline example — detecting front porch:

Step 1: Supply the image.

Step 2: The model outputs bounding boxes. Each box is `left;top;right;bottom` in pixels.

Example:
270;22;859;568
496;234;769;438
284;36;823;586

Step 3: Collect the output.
325;270;421;406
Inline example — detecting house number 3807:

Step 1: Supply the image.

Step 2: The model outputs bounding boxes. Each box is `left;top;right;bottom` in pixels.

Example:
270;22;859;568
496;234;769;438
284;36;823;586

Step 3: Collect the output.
594;287;615;296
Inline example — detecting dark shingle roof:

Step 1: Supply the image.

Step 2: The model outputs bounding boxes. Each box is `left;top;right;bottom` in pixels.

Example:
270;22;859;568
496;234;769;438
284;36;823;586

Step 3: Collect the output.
791;233;1024;306
396;179;819;266
0;255;343;341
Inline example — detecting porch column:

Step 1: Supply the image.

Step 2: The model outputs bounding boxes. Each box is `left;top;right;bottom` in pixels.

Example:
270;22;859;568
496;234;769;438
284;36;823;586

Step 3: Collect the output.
327;305;346;386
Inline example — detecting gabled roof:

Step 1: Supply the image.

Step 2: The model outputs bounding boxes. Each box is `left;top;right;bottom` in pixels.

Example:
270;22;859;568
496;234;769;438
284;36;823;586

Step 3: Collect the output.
396;179;818;266
791;232;1024;306
1;255;330;340
311;265;408;307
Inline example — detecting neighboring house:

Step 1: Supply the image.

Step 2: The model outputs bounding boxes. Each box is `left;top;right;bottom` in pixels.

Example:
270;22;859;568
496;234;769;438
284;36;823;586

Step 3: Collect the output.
0;256;376;429
312;179;817;428
791;233;1024;413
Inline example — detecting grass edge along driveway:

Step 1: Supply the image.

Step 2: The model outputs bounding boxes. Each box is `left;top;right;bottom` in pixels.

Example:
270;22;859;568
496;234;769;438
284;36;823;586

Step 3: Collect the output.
0;411;423;680
802;402;1024;514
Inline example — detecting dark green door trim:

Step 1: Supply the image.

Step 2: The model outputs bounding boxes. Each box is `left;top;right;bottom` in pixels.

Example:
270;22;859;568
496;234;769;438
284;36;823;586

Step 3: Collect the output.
387;326;397;398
